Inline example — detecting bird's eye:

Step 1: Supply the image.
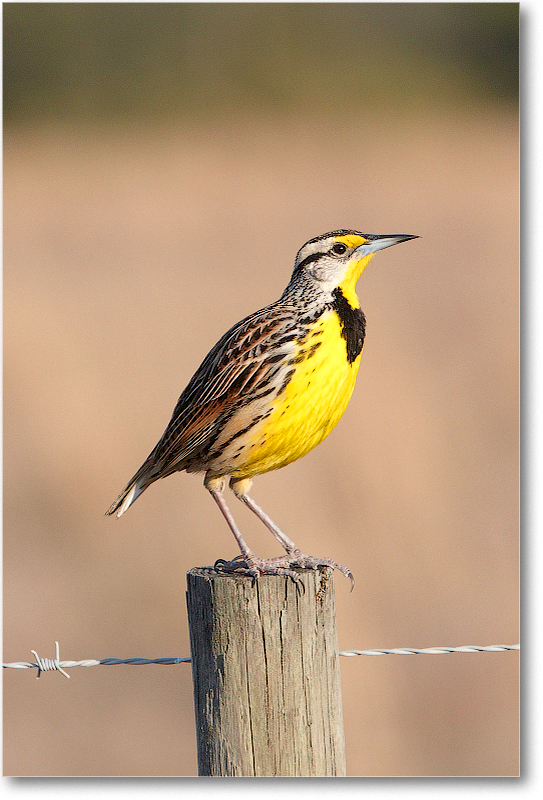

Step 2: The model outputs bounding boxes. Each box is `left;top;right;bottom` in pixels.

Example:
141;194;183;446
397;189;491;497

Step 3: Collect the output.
331;243;347;255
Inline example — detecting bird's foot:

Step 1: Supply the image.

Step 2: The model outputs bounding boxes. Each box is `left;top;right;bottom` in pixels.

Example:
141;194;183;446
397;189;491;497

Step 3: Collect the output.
214;551;354;589
214;554;303;584
284;548;355;590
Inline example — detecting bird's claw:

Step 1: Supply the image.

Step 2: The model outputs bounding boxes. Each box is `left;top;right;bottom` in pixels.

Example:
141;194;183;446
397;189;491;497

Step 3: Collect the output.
214;552;354;590
214;555;302;585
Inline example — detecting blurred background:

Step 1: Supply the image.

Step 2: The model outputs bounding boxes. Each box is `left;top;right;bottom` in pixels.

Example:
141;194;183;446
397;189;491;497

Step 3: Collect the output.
3;2;518;777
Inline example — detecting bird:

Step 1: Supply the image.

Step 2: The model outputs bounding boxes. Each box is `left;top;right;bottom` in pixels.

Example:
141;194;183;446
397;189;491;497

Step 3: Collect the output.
106;229;418;583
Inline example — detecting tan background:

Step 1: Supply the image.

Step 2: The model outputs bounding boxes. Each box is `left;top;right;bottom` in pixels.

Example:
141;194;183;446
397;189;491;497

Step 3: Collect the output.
3;4;518;777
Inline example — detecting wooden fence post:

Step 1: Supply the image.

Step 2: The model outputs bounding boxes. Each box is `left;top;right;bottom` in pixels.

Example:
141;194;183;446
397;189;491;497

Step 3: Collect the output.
186;566;346;777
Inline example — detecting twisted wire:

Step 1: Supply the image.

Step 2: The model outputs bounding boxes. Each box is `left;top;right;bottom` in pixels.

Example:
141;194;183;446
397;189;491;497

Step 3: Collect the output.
3;642;519;678
338;644;520;656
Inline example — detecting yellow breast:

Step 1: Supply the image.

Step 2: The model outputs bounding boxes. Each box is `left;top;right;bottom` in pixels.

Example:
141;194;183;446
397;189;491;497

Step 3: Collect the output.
232;309;362;478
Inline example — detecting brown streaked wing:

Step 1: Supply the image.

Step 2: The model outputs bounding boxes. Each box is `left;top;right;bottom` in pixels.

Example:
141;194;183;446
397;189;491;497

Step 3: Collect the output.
146;302;298;472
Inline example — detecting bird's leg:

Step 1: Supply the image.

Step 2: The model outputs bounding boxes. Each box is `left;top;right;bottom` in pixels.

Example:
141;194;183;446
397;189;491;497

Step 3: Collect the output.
207;483;255;562
227;478;297;551
229;477;354;588
205;476;302;583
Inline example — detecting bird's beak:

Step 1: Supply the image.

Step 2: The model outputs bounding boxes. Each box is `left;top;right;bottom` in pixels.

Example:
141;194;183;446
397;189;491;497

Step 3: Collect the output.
354;234;419;257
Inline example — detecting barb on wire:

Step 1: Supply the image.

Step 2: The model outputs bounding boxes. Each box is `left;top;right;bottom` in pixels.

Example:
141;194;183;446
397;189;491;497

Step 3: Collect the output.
3;642;191;679
30;641;71;679
3;642;519;679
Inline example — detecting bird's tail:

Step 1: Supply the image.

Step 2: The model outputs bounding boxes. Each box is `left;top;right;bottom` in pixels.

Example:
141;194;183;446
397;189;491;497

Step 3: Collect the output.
105;461;158;518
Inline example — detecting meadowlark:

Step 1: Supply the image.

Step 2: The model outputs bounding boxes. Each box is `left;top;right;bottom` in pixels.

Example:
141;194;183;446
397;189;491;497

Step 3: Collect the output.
107;230;418;583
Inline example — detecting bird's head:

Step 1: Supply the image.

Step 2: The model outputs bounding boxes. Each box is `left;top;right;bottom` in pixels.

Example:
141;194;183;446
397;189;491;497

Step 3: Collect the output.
293;230;418;305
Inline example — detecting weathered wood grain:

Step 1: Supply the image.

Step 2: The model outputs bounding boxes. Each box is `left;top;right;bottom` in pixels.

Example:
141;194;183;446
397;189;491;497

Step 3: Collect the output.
186;567;346;776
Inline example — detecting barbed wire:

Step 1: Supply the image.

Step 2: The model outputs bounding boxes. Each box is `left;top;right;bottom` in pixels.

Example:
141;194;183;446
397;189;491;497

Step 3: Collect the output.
2;642;519;679
339;644;520;656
